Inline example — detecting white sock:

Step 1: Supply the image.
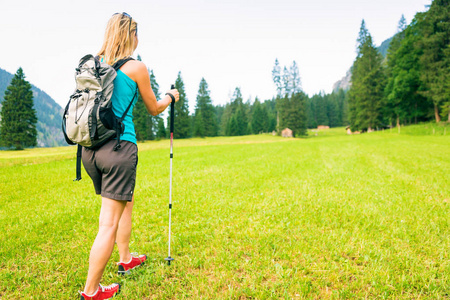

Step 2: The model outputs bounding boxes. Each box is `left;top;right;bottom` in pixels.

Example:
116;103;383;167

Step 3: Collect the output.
84;288;99;297
122;256;132;264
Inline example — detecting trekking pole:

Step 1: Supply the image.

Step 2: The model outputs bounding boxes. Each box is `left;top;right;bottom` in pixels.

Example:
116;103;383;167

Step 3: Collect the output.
165;84;175;266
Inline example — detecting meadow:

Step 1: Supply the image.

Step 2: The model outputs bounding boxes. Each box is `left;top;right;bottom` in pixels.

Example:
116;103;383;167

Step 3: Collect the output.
0;124;449;299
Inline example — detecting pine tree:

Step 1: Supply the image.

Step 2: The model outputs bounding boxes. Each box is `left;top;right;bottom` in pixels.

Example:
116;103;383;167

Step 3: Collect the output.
193;110;205;137
326;93;339;127
444;45;450;121
235;106;247;135
232;87;244;108
335;89;348;126
356;20;370;55
133;55;148;141
387;15;408;62
194;78;217;137
225;87;247;136
221;87;249;136
419;0;450;122
260;103;270;133
276;96;288;133
316;92;329;126
273;60;302;97
251;98;265;134
277;92;307;136
385;13;433;126
220;103;233;136
150;69;165;139
214;105;226;135
289;92;307;136
133;99;148;141
262;99;276;132
170;72;190;138
385;15;414;127
227;115;239;136
348;20;386;131
282;67;291;96
272;59;283;97
0;68;37;150
156;116;166;140
244;98;252;134
306;95;318;128
290;61;302;94
134;55;160;141
275;59;307;134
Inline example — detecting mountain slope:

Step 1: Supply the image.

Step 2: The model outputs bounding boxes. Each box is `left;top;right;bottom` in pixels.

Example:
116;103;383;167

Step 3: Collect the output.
0;68;65;147
332;36;392;92
378;36;393;58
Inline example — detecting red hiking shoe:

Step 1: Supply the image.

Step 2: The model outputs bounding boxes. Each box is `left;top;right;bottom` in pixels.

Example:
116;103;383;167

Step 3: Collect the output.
79;283;121;300
117;254;147;275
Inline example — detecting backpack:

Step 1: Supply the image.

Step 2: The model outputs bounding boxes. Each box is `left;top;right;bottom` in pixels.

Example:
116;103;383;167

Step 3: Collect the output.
62;54;137;180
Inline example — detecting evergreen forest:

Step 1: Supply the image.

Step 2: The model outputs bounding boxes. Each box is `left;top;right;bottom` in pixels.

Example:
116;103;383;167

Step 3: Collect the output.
133;0;448;141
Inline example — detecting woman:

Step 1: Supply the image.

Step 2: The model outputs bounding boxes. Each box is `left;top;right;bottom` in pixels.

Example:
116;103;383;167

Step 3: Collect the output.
79;12;179;300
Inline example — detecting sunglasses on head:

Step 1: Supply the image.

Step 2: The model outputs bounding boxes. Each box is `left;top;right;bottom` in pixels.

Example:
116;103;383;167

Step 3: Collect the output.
113;12;136;37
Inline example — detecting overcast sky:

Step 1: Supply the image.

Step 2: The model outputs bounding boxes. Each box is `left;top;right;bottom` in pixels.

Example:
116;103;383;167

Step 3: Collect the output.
0;0;431;112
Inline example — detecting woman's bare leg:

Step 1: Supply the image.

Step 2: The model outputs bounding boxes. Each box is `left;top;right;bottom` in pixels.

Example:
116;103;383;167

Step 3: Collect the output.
116;196;134;263
83;197;127;295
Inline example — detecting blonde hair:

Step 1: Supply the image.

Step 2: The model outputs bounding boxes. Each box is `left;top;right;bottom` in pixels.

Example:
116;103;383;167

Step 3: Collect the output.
98;13;138;65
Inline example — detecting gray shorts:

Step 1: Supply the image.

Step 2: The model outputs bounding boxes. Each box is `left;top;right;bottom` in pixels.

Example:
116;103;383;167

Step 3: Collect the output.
81;140;138;201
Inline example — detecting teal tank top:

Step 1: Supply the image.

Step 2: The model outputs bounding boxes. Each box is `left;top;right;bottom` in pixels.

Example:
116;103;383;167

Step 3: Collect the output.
111;70;138;145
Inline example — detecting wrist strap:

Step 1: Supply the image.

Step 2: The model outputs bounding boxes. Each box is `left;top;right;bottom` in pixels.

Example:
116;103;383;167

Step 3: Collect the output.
165;93;175;103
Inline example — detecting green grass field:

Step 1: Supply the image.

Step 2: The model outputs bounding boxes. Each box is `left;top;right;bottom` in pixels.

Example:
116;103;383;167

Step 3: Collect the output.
1;124;449;299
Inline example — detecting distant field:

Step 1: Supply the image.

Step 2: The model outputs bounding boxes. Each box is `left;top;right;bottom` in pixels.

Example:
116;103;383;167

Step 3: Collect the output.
0;124;449;299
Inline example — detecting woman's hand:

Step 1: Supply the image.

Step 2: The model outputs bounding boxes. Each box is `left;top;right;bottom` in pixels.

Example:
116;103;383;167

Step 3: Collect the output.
166;89;180;103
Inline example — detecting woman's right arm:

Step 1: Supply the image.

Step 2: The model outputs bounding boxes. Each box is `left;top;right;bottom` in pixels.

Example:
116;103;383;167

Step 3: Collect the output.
132;61;179;116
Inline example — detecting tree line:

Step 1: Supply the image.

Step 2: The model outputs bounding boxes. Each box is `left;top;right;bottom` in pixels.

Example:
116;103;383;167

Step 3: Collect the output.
134;70;280;140
135;56;311;140
2;0;447;148
136;57;347;140
348;0;449;131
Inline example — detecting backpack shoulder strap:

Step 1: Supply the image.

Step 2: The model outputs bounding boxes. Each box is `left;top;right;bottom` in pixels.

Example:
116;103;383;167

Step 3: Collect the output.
113;88;138;151
74;144;82;181
112;57;135;71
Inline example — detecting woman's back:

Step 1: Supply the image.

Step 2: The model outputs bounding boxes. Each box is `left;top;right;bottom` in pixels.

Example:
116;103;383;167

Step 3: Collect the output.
111;69;138;144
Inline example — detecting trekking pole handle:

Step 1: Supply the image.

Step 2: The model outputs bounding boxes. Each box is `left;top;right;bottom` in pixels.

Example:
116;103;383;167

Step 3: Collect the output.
170;84;175;134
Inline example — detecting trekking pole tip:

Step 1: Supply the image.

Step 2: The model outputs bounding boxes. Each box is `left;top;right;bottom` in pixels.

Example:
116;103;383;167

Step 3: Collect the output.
165;256;174;266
